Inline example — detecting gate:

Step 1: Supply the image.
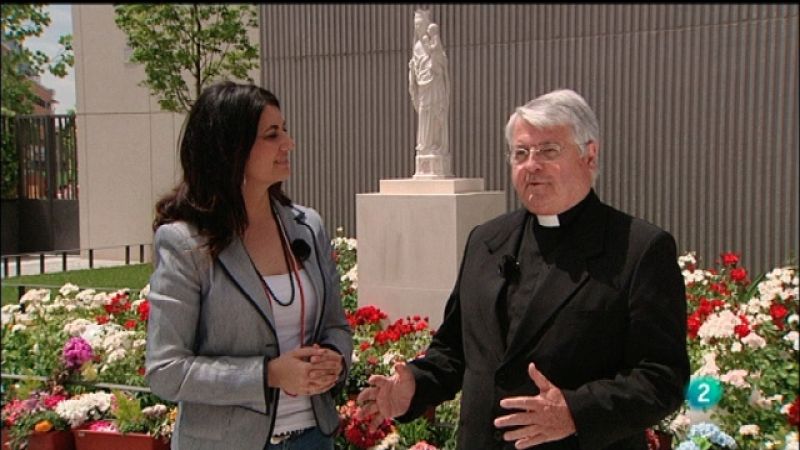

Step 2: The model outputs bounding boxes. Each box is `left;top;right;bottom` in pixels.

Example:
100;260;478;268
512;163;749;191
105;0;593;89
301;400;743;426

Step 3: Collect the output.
1;114;79;254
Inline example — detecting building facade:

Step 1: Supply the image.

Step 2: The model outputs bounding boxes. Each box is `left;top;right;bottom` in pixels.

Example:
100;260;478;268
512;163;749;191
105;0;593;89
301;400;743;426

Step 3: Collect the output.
262;4;799;274
72;4;798;274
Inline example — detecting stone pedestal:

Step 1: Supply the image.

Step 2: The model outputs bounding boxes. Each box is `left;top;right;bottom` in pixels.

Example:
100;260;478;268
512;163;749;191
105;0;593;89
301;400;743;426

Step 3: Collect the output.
356;178;505;328
413;154;453;179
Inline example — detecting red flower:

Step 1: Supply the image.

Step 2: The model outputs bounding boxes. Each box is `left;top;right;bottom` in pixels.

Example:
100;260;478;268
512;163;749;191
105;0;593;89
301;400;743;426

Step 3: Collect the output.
770;303;789;330
96;315;109;325
729;267;747;283
137;300;150;322
359;342;371;352
788;396;800;427
124;319;138;330
687;312;703;338
710;282;731;296
721;252;740;267
138;367;146;376
734;315;750;338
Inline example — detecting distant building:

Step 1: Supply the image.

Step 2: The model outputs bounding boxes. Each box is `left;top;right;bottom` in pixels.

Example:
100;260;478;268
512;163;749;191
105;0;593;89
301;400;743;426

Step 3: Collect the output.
0;40;58;115
28;76;58;115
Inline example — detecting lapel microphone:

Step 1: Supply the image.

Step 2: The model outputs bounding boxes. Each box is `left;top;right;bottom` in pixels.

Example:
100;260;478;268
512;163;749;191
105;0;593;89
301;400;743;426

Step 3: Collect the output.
291;239;311;262
498;254;520;283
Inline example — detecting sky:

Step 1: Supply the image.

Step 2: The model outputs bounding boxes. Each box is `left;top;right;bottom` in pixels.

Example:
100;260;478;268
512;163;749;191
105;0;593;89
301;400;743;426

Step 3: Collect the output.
24;4;75;114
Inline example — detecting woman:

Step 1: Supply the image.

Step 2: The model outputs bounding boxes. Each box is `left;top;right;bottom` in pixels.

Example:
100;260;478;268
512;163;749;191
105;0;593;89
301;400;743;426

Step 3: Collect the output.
146;81;352;450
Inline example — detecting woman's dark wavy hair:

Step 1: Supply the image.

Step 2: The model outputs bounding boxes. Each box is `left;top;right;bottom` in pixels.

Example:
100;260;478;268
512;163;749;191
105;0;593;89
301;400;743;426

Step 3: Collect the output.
153;81;291;258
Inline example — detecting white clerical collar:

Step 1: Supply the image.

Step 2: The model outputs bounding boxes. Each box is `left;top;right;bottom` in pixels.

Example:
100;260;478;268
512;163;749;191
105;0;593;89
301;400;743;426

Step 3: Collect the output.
536;215;560;228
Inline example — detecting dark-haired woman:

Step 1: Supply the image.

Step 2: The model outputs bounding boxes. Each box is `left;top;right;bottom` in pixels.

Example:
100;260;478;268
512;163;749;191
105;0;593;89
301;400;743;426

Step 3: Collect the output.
145;81;352;450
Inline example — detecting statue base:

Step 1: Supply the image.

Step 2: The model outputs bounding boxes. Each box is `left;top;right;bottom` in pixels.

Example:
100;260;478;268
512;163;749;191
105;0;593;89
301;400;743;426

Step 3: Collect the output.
413;154;453;179
356;178;506;327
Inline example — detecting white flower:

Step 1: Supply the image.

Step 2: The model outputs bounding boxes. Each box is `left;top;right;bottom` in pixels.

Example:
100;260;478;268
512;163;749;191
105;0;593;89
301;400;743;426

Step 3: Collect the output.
55;392;113;427
1;304;20;327
738;424;760;436
342;264;358;289
720;369;750;388
788;314;799;325
371;431;399;450
741;332;767;349
678;252;697;269
139;284;150;300
695;352;719;377
698;310;739;343
106;348;127;364
11;324;27;333
142;404;167;417
784;432;798;450
784;331;799;351
669;413;691;433
730;341;742;353
19;288;50;305
59;283;81;297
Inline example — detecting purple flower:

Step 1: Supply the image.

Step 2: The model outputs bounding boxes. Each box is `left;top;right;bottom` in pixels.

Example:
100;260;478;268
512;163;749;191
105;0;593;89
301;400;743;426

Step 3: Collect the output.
62;336;94;370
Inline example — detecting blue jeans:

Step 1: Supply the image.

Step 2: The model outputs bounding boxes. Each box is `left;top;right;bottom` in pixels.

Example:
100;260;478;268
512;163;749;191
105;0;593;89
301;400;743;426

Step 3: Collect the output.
266;427;334;450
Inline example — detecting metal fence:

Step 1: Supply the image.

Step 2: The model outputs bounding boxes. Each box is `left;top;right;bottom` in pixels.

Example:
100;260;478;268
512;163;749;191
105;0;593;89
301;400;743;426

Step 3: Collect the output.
1;114;78;200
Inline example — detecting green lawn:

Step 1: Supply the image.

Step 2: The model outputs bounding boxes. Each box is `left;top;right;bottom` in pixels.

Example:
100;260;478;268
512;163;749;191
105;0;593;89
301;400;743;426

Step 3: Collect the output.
1;263;153;306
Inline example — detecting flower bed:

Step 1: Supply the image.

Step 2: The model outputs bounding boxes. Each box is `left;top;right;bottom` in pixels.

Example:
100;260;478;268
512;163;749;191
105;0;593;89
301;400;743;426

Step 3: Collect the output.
2;231;798;449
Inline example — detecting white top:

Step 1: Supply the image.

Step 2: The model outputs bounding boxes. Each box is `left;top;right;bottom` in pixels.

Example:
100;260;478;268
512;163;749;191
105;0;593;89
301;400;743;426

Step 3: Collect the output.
537;214;560;227
264;268;318;435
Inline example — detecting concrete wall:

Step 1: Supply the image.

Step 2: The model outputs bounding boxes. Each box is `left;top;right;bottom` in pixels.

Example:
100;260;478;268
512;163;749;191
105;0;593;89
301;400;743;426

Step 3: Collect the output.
72;5;261;259
261;4;799;275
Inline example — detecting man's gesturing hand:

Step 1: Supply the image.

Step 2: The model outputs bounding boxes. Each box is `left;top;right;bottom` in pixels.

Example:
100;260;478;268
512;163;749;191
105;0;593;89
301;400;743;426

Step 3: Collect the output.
493;363;577;449
355;362;416;431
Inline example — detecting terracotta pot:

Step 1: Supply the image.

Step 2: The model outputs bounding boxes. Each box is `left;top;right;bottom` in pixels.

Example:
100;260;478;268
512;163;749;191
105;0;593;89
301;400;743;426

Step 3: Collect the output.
0;430;74;450
73;429;169;450
27;431;75;450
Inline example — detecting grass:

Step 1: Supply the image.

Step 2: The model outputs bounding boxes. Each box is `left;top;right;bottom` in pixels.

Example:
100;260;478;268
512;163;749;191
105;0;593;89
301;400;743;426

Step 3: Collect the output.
1;263;153;306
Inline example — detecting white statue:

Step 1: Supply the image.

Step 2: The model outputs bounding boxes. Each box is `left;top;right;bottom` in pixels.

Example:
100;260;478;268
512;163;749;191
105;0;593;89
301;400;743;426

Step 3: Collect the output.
409;9;452;178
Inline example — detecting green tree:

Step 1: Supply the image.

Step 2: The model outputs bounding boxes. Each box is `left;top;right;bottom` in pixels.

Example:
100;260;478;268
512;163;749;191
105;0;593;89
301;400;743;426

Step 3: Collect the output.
114;4;259;114
1;4;73;198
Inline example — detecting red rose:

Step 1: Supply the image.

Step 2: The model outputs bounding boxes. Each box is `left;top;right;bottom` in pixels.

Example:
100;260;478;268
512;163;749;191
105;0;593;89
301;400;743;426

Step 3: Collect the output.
729;268;747;283
687;312;703;338
770;303;789;330
721;252;739;267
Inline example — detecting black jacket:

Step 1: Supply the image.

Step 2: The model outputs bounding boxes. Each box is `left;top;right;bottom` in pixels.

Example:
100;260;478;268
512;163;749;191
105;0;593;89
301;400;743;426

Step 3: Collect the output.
401;194;689;450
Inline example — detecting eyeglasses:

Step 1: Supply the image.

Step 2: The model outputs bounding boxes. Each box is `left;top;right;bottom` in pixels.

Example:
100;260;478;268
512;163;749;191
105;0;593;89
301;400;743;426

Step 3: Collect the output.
506;143;564;165
505;141;588;165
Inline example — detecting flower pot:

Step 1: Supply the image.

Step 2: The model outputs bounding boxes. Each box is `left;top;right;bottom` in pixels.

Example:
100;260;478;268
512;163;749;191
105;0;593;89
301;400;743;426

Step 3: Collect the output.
27;431;75;450
73;429;169;450
1;430;74;450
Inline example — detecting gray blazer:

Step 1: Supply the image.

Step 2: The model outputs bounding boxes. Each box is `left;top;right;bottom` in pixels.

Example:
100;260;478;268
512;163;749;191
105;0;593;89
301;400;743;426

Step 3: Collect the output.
145;202;353;450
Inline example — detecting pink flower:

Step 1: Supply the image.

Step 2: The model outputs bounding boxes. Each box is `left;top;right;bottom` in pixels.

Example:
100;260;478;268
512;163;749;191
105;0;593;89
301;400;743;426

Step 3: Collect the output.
86;420;119;433
410;441;439;450
62;336;94;370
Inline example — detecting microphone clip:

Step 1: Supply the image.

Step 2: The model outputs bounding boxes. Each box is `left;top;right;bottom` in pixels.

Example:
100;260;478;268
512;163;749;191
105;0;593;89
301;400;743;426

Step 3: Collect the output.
291;239;312;262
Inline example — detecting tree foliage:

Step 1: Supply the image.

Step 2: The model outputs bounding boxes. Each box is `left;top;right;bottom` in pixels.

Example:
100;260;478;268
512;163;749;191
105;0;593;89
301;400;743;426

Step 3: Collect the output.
1;4;73;198
114;4;259;114
1;4;74;116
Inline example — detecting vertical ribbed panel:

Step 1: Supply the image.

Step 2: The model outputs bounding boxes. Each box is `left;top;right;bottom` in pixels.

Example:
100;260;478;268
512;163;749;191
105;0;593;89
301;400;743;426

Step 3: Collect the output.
261;4;798;274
